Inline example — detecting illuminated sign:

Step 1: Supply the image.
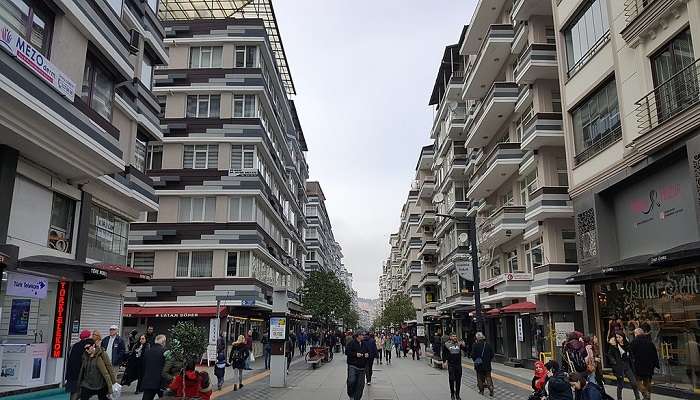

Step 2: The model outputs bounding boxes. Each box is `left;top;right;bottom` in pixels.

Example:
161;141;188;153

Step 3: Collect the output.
51;281;69;358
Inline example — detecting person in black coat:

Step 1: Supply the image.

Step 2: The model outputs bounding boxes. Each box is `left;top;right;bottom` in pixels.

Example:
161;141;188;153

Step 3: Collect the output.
544;361;574;400
66;330;93;400
607;333;640;400
471;332;495;397
630;328;659;400
140;335;169;400
122;335;147;394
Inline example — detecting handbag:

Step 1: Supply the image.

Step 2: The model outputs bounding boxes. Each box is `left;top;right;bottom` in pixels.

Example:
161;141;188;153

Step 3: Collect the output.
474;344;485;366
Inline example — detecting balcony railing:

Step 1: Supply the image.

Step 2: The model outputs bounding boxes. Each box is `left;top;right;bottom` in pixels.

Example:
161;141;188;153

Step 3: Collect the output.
634;58;700;133
624;0;656;23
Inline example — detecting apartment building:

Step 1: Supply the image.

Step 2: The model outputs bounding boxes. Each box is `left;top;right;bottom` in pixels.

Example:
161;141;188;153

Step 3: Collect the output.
553;0;700;395
0;0;165;393
123;1;309;348
378;233;402;311
304;181;346;284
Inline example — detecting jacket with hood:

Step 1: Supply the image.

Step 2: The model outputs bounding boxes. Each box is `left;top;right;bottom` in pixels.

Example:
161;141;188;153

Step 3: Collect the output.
168;370;201;398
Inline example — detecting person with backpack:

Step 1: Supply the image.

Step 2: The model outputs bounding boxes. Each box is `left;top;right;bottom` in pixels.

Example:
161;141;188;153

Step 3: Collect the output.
471;332;494;397
229;335;250;392
562;331;588;374
544;361;573;400
607;333;640;400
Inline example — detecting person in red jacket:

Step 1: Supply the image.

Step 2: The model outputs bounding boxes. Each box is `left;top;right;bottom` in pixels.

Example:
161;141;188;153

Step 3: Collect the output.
168;361;201;399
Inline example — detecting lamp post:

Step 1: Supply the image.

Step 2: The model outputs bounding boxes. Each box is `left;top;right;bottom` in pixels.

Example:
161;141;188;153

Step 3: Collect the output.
433;194;483;333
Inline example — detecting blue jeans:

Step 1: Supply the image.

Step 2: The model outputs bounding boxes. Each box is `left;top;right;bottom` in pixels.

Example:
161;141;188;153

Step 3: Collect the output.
347;365;365;400
264;347;272;369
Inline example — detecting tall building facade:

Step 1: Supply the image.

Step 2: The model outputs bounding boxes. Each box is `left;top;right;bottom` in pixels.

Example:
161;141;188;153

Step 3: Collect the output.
123;1;309;348
0;0;165;394
553;0;700;395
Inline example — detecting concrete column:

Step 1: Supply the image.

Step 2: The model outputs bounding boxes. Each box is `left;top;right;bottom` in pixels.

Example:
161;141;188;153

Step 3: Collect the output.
0;145;18;244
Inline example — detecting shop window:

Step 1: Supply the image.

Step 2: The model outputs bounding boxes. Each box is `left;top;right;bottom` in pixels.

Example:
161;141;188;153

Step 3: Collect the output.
146;143;162;170
0;0;54;55
176;251;212;277
525;237;543;270
226;251;250;277
81;55;115;121
183;144;218;169
234;45;258;68
189;46;222;68
179;197;216;222
87;204;129;264
562;230;578;263
48;192;75;253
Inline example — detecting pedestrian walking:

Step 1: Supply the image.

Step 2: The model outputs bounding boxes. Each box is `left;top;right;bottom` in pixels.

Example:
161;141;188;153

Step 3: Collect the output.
127;329;139;352
630;328;659;400
346;332;370;400
544;361;573;400
410;335;421;360
285;336;294;372
299;331;307;354
66;330;93;400
100;325;126;367
216;331;226;355
376;335;384;365
145;326;156;347
122;335;147;394
471;332;495;397
392;333;402;358
442;333;466;400
608;333;640;400
383;335;393;365
229;335;250;391
214;353;228;390
78;339;116;400
531;360;548;398
401;335;409;358
570;372;606;400
262;331;272;370
364;333;377;385
289;331;297;358
141;334;169;400
244;330;254;370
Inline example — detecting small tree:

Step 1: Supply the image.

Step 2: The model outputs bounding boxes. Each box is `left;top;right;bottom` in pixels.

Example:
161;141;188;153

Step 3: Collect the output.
301;271;352;330
169;321;208;364
381;293;417;327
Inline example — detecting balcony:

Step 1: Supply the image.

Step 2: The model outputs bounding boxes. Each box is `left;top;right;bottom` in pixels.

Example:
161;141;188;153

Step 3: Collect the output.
478;206;527;249
117;79;162;140
466;148;482;176
418;209;437;228
417;146;435;170
512;0;553;21
461;0;511;54
446;104;468;138
512;22;529;54
622;0;686;47
448;201;472;218
99;166;159;212
465;82;520;148
468;143;525;199
463;25;516;100
447;150;469;178
418;240;439;258
514;44;558;85
520;112;564;150
419;176;436;199
446;71;465;101
525;186;573;221
634;58;700;135
419;272;439;287
409;237;423;249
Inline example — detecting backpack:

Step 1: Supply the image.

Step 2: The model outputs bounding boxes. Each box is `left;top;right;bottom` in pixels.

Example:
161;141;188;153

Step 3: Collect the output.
230;348;243;362
564;348;587;373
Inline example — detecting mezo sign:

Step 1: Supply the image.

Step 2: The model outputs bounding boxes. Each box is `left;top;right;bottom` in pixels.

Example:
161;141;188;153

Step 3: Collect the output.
0;22;76;101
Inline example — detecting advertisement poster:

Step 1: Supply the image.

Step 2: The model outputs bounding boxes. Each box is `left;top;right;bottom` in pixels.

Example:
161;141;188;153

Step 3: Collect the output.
6;272;47;299
269;317;286;340
9;299;31;335
554;322;575;347
416;326;425;337
0;359;20;383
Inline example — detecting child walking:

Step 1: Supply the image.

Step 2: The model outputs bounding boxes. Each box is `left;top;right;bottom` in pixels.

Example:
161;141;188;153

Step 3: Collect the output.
214;353;228;390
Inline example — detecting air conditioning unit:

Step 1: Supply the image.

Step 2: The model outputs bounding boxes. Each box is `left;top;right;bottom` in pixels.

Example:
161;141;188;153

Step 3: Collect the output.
129;29;141;54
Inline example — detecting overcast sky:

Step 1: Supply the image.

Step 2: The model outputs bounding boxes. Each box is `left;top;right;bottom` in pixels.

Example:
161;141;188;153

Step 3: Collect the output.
275;1;475;298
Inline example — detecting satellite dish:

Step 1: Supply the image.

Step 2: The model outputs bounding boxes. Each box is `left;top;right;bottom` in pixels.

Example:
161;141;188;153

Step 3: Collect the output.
435;157;444;166
458;233;469;244
433;193;445;204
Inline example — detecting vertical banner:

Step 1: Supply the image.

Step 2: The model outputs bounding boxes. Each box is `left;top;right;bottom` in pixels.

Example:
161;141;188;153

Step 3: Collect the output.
686;134;700;229
52;281;69;358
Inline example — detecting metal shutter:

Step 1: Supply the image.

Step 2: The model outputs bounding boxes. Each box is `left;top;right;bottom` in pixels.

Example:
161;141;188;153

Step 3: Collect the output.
80;290;123;336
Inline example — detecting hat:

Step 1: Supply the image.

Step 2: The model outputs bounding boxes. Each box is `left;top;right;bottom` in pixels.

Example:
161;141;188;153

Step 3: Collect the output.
109;325;118;330
79;330;91;340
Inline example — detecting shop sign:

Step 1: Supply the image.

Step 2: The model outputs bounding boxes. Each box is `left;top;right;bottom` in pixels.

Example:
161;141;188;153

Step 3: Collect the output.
0;22;76;101
241;299;255;306
269;317;286;340
51;281;69;358
6;272;48;299
155;313;199;318
209;318;219;345
479;273;532;289
455;259;473;281
625;272;700;300
516;317;524;342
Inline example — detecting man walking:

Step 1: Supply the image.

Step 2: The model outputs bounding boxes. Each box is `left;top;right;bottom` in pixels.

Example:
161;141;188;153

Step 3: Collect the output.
392;333;402;358
141;335;169;400
410;335;421;360
101;325;126;366
442;333;466;400
363;333;377;385
630;328;659;400
471;332;495;397
346;332;370;400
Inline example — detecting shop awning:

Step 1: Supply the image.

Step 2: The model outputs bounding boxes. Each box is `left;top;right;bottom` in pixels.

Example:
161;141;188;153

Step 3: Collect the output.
649;241;700;265
565;269;606;284
501;301;536;313
94;263;151;283
123;306;227;318
19;255;107;280
486;308;501;316
601;254;653;274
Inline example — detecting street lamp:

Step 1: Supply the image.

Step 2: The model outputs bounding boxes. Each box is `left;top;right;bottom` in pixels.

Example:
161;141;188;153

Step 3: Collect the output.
433;193;483;333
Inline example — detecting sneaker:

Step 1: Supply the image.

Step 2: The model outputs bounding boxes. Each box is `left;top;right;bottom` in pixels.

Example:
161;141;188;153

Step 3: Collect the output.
489;390;494;397
233;385;238;391
240;384;244;389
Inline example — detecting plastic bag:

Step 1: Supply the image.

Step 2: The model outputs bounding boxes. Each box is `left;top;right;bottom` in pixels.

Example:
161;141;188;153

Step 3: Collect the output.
111;383;122;400
249;351;255;363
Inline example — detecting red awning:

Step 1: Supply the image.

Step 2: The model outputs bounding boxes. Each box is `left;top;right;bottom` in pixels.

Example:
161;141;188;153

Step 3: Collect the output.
501;301;536;314
123;306;227;318
485;308;501;316
95;264;151;282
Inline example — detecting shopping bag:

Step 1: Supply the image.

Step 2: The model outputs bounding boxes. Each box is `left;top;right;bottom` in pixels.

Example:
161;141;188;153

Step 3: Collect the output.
111;383;122;400
249;351;256;363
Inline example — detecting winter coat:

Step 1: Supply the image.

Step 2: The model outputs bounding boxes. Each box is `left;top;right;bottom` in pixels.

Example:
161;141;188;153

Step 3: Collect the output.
141;343;168;391
607;341;633;376
122;343;146;385
65;339;89;390
630;334;659;378
168;370;201;398
545;371;574;400
229;343;250;370
470;341;494;373
100;335;127;366
580;382;604;400
79;347;116;394
392;335;401;346
364;338;377;358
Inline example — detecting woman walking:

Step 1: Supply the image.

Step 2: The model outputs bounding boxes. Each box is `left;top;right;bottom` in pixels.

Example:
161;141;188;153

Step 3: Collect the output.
376;335;384;365
607;333;640;400
401;335;409;358
122;335;147;393
78;339;116;400
229;335;250;391
383;335;393;365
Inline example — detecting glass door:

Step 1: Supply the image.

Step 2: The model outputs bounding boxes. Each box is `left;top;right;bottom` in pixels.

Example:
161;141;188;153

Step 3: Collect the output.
651;29;697;123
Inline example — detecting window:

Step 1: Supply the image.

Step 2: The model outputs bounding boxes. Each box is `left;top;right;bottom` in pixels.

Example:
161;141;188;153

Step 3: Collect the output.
306;228;318;239
500;190;514;207
179;197;216;222
234;45;258;68
552;91;562;113
556;158;569;187
146;143;162;170
506;250;519;273
545;26;556;44
228;197;255;221
562;230;578;263
564;0;610;72
183;144;218;169
186;95;220;118
306;251;316;261
0;0;54;55
176;251;213;277
140;57;153;89
572;79;620;163
231;145;255;170
515;102;535;141
651;29;697;123
226;251;250;277
519;169;539;205
134;138;147;172
87;204;129;264
525;238;543;271
454;185;468;202
48;192;75;253
189;46;223;68
233;95;257;118
129;252;154;275
81;55;115;121
305;205;318;216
